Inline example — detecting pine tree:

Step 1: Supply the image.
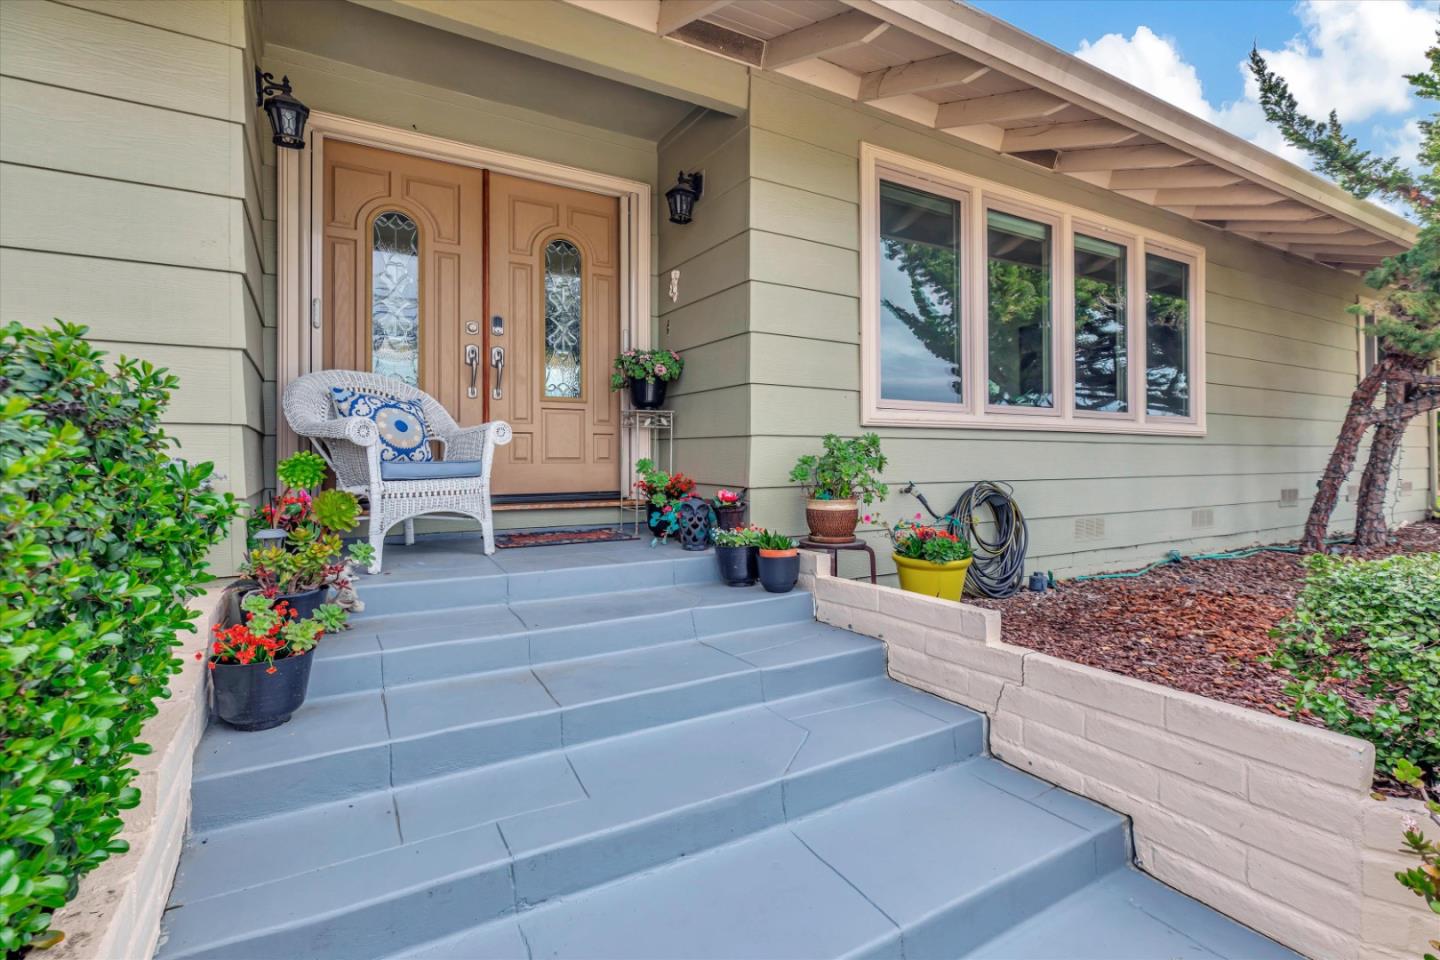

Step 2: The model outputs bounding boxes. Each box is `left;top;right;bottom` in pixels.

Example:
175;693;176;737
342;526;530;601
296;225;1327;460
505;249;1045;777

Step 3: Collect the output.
1249;39;1440;549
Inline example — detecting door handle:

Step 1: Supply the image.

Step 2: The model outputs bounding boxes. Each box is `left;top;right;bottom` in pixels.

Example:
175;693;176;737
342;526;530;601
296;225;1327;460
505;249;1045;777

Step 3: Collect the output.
464;343;480;399
490;346;505;401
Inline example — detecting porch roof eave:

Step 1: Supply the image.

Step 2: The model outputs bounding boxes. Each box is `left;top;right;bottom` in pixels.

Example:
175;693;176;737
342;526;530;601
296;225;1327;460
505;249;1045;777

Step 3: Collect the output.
570;0;1417;272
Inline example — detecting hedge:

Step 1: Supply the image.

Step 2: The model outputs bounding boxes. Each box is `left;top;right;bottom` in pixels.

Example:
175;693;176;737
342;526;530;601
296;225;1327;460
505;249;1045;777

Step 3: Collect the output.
0;322;237;954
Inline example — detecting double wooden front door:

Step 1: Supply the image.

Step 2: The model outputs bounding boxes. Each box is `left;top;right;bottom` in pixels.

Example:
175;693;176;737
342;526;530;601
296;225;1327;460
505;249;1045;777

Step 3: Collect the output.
323;141;621;498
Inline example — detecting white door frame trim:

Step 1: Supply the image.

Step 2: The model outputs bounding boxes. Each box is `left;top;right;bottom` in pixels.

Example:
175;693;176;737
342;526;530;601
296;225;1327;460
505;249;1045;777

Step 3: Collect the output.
276;111;654;485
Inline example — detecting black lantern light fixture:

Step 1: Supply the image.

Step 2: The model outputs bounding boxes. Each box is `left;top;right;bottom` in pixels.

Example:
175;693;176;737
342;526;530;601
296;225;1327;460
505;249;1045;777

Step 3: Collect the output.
255;69;309;150
665;170;704;225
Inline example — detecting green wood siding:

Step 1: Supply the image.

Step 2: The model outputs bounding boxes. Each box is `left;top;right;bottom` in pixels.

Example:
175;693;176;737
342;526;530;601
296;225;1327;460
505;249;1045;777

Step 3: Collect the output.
0;0;263;572
741;73;1432;577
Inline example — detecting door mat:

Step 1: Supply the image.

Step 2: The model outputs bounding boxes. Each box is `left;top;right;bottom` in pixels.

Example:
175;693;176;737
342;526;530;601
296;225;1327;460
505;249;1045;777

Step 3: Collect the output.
496;527;639;549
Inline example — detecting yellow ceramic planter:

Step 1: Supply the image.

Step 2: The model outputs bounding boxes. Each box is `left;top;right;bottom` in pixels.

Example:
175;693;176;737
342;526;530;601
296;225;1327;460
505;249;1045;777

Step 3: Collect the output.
893;554;972;601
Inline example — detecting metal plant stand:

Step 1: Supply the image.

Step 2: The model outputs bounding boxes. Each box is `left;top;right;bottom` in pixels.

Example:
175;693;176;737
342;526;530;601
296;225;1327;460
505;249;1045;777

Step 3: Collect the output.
625;408;675;537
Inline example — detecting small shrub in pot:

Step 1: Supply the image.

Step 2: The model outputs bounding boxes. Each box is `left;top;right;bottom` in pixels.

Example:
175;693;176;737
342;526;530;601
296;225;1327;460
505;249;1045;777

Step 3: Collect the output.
886;517;973;601
206;593;346;730
713;526;762;586
789;433;888;543
610;349;684;409
755;530;800;594
711;488;747;530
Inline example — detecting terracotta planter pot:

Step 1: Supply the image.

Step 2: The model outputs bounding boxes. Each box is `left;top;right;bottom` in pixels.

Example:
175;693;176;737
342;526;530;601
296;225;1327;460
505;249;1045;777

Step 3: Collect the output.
757;549;800;594
893;553;972;602
210;652;314;731
805;498;859;543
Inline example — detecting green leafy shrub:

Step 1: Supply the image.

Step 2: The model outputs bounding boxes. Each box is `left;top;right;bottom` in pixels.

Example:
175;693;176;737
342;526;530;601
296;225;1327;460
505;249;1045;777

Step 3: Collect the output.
1266;552;1440;786
788;433;889;504
0;322;237;952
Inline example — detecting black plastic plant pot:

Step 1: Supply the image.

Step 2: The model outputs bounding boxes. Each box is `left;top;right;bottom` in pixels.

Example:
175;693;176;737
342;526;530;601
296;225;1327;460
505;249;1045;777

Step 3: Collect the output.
715;544;758;586
210;652;314;731
630;379;667;410
250;586;328;621
758;550;800;594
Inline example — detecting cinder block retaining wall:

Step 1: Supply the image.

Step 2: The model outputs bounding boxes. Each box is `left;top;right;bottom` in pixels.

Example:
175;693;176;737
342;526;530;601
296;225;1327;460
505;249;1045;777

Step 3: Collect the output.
45;584;226;960
800;554;1434;960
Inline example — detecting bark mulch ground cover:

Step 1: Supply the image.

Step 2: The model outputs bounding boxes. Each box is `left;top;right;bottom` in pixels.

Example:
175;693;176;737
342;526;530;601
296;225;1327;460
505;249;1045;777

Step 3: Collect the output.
972;520;1440;722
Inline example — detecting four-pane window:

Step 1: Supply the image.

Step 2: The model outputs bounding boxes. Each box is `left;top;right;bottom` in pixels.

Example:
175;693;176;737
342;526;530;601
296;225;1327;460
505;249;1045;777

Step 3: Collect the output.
865;151;1201;434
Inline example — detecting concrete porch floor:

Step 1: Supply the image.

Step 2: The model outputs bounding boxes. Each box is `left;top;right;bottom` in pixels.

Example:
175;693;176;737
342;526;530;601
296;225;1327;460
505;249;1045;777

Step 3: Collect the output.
157;534;1299;960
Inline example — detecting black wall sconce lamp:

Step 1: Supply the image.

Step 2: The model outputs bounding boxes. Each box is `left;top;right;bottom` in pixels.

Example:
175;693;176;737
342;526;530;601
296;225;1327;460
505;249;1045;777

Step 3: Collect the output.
255;69;310;150
665;170;704;225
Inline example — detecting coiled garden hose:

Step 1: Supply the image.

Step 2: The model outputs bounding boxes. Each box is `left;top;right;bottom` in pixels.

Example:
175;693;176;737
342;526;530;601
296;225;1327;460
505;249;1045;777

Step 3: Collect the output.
904;480;1029;598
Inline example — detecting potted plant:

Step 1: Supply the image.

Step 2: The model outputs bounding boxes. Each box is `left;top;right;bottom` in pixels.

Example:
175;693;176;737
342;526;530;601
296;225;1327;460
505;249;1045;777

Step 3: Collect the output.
886;516;973;601
204;592;346;730
713;526;762;586
633;458;695;541
711;488;747;530
242;452;369;616
611;348;684;409
755;530;800;594
788;433;889;543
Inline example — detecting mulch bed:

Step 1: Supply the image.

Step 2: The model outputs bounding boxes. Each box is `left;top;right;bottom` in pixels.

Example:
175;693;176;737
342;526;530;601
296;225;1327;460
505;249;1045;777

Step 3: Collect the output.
973;520;1440;724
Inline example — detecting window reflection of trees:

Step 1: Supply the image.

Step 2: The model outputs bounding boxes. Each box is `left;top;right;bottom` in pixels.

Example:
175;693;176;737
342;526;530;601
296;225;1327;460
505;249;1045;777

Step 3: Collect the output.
1146;254;1190;417
881;236;962;397
1074;237;1127;413
987;215;1052;408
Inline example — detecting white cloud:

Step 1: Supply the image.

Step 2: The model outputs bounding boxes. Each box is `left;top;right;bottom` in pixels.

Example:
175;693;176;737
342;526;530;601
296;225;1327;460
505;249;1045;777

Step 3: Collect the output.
1252;0;1435;123
1075;26;1214;120
1071;0;1436;169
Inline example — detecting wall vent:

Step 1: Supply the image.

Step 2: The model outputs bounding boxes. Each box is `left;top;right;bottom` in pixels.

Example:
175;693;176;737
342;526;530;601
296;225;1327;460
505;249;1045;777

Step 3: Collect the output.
1191;508;1215;529
1074;516;1106;541
1278;488;1300;508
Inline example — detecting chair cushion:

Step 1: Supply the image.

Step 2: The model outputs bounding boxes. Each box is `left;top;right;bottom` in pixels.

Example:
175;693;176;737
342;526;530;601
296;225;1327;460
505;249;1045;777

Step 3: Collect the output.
379;459;485;481
330;386;434;463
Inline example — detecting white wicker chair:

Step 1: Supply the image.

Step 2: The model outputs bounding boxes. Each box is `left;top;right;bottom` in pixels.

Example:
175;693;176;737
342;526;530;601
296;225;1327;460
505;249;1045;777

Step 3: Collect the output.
282;370;512;572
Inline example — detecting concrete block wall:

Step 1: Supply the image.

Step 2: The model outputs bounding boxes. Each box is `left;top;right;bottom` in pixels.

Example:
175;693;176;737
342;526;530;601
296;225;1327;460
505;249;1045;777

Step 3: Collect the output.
805;552;1435;960
44;585;226;960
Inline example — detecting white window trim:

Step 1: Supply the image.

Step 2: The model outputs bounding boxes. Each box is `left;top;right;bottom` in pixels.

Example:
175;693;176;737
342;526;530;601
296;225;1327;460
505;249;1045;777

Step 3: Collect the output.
860;143;1206;436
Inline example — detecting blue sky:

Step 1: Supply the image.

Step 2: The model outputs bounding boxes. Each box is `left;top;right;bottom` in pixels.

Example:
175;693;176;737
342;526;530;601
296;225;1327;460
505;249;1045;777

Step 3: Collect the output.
969;0;1436;173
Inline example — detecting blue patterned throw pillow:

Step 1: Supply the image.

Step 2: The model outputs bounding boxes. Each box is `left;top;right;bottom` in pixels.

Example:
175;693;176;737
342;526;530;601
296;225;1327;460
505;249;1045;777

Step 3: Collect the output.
330;387;434;463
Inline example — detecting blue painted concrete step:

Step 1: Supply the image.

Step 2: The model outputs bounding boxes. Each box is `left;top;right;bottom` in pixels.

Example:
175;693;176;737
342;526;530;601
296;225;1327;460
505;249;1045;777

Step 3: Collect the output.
188;622;881;830
157;682;983;959
160;543;1298;960
309;581;813;697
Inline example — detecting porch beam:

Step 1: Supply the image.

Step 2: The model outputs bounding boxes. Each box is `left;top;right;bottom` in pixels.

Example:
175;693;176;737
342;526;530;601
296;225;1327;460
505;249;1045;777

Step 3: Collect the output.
1145;185;1287;207
1219;218;1350;235
1052;144;1192;173
934;89;1067;127
1285;241;1399;258
858;52;990;101
1176;202;1325;221
1240;228;1376;245
1001;120;1139;152
1106;166;1243;190
657;0;731;36
762;10;890;70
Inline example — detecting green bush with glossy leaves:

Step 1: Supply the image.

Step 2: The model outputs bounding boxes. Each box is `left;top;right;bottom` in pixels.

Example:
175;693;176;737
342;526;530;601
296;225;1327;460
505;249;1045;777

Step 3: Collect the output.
1266;552;1440;786
0;322;237;953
